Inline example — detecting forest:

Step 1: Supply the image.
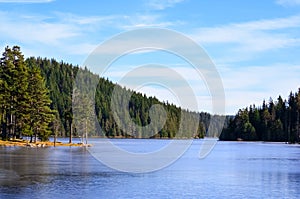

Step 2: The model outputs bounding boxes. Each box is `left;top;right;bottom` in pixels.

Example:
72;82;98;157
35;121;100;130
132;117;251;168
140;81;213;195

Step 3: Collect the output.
0;46;54;142
0;46;226;142
220;92;300;143
2;46;299;143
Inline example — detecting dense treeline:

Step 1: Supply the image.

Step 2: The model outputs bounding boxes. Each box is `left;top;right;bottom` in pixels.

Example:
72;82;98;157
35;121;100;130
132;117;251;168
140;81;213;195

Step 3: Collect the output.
0;46;54;142
35;56;211;139
220;91;300;143
29;56;217;139
7;46;300;143
26;56;78;140
1;46;226;141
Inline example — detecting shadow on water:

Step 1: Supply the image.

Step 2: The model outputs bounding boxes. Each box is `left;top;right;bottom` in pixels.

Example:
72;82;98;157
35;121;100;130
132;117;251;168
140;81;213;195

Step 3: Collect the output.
0;146;117;190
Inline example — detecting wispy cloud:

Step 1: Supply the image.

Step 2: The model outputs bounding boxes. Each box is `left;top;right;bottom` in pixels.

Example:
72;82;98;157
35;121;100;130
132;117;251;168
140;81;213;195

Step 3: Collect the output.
0;11;105;62
55;12;118;26
219;63;300;114
193;15;300;44
147;0;185;10
120;14;179;30
0;0;54;3
54;12;174;32
0;12;78;45
276;0;300;6
191;15;300;63
0;10;177;60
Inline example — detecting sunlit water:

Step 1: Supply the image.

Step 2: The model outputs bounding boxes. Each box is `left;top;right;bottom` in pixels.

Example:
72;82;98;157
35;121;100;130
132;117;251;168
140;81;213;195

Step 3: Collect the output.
0;139;299;199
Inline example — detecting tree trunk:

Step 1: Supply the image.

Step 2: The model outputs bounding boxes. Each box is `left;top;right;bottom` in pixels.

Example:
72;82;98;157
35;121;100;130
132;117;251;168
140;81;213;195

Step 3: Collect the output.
2;119;7;140
69;122;72;144
297;111;299;143
85;119;88;145
54;132;57;147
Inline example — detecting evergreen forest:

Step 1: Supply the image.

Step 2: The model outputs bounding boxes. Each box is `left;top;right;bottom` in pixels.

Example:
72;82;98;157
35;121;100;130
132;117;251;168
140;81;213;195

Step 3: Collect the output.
220;92;300;143
1;46;299;143
0;46;225;142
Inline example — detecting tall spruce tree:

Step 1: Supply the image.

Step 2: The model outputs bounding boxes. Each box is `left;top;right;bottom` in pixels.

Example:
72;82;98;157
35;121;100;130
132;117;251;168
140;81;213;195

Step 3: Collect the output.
12;46;30;139
0;46;54;141
0;46;29;140
27;65;54;142
0;46;15;140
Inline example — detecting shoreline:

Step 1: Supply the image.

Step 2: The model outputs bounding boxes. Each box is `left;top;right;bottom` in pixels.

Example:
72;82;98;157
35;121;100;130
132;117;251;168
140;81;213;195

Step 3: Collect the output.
0;140;92;147
218;139;299;144
1;138;297;148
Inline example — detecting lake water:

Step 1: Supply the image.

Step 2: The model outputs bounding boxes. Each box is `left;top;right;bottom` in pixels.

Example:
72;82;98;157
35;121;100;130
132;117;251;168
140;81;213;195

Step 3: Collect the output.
0;139;300;199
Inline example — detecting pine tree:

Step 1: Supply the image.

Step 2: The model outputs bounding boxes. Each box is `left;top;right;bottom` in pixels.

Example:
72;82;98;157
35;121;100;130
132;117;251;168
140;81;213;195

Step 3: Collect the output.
0;46;16;140
0;46;29;140
26;64;54;142
12;46;30;139
0;78;5;138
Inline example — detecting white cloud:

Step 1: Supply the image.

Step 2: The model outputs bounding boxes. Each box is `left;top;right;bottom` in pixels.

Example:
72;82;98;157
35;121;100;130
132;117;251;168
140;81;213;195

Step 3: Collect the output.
219;63;300;114
0;12;117;53
147;0;185;10
0;9;178;59
0;11;109;63
276;0;300;6
0;10;183;66
120;14;178;30
191;15;300;63
193;15;300;44
0;0;54;3
54;12;119;26
0;11;79;45
236;15;300;30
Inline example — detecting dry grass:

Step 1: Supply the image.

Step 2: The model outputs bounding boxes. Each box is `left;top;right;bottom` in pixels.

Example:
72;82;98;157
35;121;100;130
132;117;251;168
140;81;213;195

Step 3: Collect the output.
0;139;92;147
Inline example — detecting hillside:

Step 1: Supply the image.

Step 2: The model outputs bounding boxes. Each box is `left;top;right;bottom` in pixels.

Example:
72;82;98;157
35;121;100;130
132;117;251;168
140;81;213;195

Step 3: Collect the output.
2;47;219;141
26;56;225;139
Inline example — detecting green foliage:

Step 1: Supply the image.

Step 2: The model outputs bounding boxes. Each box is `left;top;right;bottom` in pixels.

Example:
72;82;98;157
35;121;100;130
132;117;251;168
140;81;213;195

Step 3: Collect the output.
0;46;54;142
220;91;300;143
27;56;224;139
1;46;227;140
27;65;54;141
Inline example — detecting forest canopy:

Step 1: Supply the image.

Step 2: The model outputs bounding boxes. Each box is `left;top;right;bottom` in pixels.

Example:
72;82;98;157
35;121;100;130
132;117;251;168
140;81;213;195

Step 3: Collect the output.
220;91;300;143
0;46;54;142
1;46;225;142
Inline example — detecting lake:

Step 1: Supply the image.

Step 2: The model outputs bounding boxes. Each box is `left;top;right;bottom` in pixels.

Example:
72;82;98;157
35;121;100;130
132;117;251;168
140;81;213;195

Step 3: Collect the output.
0;139;300;199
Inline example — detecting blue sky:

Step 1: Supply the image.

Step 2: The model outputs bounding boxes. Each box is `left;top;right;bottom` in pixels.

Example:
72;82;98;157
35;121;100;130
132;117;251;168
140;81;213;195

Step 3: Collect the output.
1;0;300;114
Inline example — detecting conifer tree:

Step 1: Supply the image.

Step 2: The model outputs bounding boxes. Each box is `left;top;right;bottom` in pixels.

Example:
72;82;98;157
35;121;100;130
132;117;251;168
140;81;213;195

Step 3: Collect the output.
0;46;29;139
12;46;30;139
26;65;54;142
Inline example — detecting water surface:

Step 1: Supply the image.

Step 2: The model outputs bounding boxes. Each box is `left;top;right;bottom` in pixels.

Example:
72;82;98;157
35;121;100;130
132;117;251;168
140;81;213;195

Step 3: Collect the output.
0;140;299;198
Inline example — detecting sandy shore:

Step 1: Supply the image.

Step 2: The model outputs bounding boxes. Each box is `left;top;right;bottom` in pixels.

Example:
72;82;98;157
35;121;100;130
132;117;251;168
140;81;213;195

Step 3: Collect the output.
0;140;92;147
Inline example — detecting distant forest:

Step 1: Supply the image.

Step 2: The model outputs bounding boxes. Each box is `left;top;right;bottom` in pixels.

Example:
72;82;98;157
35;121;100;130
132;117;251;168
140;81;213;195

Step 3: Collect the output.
0;46;225;142
220;91;300;143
